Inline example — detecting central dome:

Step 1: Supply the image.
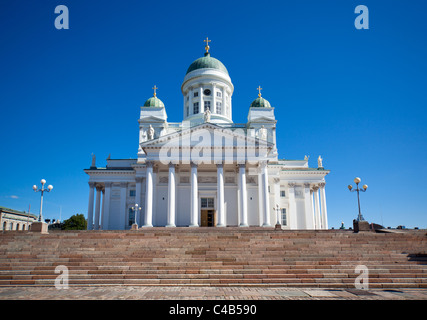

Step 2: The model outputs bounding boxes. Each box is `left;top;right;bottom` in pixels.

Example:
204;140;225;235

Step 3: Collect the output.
186;52;229;75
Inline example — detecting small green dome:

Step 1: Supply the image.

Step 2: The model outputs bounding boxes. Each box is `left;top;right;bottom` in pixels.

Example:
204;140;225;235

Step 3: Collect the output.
250;96;272;108
186;52;229;75
143;96;164;108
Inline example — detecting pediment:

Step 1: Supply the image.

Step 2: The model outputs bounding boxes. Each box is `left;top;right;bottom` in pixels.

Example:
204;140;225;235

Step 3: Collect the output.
138;115;167;123
140;123;273;150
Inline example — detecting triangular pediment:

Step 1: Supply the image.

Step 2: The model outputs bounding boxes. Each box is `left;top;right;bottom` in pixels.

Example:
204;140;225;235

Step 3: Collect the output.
140;122;273;164
140;122;273;149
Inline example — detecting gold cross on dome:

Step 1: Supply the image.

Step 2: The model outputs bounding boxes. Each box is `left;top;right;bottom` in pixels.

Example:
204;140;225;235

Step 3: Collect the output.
257;86;262;97
204;37;211;53
152;85;158;97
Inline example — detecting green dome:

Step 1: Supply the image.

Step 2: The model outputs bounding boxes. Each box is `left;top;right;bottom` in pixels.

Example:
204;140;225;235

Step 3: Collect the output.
143;96;164;108
186;52;229;75
250;96;272;108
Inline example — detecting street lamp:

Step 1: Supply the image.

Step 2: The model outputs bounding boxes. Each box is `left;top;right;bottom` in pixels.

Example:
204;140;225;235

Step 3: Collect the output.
32;179;53;222
273;204;281;229
131;203;142;228
348;177;368;221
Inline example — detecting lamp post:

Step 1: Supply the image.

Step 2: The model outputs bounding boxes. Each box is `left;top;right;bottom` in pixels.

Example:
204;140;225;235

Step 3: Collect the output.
274;204;281;229
32;179;53;222
348;177;368;221
131;203;142;229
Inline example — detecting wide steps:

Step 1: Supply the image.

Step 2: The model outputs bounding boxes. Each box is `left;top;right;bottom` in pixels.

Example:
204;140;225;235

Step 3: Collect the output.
1;229;426;288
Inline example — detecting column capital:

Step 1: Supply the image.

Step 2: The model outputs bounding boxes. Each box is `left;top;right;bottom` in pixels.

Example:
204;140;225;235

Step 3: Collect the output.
169;162;176;169
258;160;268;168
311;185;319;191
190;161;198;168
95;184;104;191
238;163;246;169
216;163;224;169
273;177;280;184
104;182;112;188
304;183;311;189
319;182;326;188
88;182;96;188
288;182;297;188
145;161;154;168
135;177;144;183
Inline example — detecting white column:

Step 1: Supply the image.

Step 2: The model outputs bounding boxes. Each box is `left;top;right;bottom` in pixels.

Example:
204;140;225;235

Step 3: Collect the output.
258;168;263;226
239;164;248;227
313;186;321;230
274;178;281;225
190;162;199;227
304;183;314;229
311;190;315;229
217;163;226;227
199;87;204;114
135;177;143;225
261;162;271;227
144;162;154;227
319;182;328;230
188;87;193;116
120;182;127;229
94;185;103;230
212;83;217;114
87;182;95;230
99;188;105;230
93;184;102;231
288;183;297;229
167;163;176;227
102;182;111;230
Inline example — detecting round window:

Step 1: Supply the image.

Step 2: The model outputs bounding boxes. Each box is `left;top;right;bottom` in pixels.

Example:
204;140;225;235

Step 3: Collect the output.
203;89;211;96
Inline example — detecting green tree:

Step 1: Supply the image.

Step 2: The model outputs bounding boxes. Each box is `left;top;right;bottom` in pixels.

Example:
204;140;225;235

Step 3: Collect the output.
62;214;87;230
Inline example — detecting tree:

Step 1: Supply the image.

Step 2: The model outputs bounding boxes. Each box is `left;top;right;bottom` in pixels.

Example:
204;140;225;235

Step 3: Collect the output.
62;214;87;230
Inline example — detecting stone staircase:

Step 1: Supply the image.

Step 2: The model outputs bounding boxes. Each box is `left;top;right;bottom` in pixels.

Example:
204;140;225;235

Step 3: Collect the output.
0;228;426;288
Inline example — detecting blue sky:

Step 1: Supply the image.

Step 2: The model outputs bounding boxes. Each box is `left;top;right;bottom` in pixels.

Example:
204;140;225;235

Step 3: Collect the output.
1;0;426;228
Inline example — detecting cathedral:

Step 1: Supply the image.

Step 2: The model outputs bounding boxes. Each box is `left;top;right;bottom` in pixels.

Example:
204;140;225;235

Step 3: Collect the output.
84;39;329;230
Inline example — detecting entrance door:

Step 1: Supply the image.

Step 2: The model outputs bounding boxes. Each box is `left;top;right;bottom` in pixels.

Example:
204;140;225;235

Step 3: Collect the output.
201;210;216;227
200;197;216;227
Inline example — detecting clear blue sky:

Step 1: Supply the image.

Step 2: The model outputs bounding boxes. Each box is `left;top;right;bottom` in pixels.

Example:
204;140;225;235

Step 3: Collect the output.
1;0;426;229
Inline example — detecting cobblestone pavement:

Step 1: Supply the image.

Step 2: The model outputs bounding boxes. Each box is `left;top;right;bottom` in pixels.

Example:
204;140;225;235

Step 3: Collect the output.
0;286;427;300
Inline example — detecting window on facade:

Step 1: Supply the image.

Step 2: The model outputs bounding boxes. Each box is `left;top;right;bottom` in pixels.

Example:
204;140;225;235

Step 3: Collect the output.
281;208;287;226
186;106;189;117
193;102;199;114
129;190;136;197
201;197;214;208
280;190;286;197
204;101;211;111
128;208;135;226
216;102;222;114
194;92;198;97
216;91;222;98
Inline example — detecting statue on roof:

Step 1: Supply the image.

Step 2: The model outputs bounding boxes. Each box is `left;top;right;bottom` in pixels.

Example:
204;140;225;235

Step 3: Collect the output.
91;153;96;168
147;125;155;140
204;108;211;123
318;155;323;168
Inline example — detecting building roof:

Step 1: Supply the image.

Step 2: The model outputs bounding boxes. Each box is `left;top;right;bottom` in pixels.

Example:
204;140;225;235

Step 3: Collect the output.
0;206;37;219
143;96;165;108
250;96;272;108
186;52;229;75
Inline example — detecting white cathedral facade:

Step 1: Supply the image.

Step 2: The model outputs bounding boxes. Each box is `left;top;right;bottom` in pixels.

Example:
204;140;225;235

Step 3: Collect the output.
84;40;330;230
